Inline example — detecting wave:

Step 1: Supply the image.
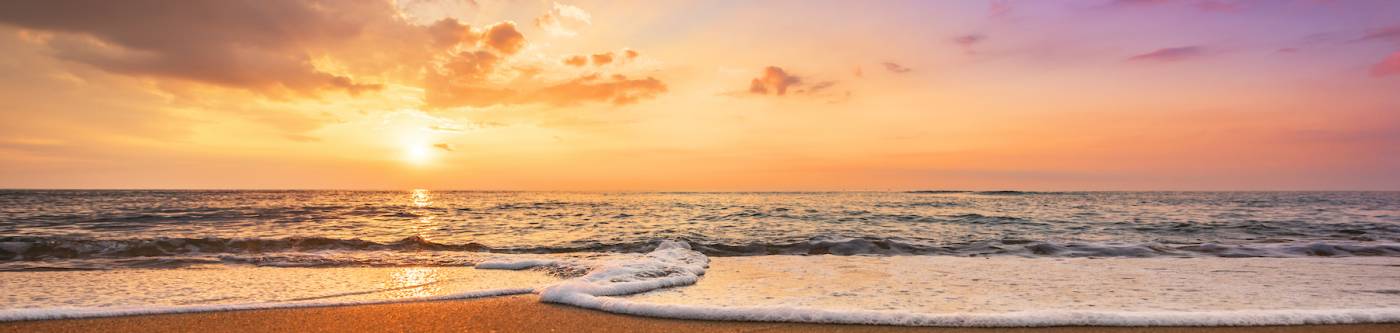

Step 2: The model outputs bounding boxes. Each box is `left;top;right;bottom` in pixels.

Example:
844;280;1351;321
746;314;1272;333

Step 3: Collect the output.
494;241;1400;327
0;288;533;322
4;236;1400;269
7;241;1400;326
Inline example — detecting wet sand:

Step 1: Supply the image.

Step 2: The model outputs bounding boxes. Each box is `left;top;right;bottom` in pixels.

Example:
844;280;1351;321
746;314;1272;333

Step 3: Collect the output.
1;295;1396;333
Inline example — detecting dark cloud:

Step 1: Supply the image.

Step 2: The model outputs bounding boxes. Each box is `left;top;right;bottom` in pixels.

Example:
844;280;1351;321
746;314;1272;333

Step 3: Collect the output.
881;62;913;74
433;143;455;152
749;66;801;95
1127;46;1207;62
0;0;386;96
1;1;666;109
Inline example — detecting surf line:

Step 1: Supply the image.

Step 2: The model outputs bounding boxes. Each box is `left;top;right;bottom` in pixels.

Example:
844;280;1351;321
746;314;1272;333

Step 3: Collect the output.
484;241;1400;327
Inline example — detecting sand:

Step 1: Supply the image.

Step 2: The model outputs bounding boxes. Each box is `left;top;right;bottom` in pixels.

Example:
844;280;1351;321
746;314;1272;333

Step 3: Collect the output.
1;295;1396;333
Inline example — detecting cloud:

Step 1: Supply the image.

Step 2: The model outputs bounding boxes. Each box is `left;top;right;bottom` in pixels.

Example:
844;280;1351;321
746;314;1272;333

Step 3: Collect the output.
527;74;667;106
1127;46;1207;62
795;81;837;95
591;52;615;66
1105;0;1251;13
1194;0;1246;12
1106;0;1175;7
562;55;588;67
433;143;455;152
953;34;985;54
535;2;592;37
989;0;1012;19
427;50;667;108
427;18;480;49
482;22;526;55
623;49;639;60
881;62;913;74
1357;25;1400;44
1;1;666;110
749;66;802;96
0;0;387;96
1372;51;1400;77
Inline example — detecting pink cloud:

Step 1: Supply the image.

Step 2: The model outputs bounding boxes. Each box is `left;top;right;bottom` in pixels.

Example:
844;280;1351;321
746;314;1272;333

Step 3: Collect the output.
988;0;1012;19
953;34;986;54
1106;0;1250;13
1357;25;1400;44
1194;0;1245;12
881;62;912;74
749;66;801;96
1371;51;1400;77
1127;46;1207;62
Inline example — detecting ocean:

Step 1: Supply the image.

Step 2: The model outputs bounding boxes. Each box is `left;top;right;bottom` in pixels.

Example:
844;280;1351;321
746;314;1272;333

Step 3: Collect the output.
3;190;1399;326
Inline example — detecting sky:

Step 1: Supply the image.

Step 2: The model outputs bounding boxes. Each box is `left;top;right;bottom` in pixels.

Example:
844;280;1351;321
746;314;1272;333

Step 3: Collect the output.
0;0;1398;191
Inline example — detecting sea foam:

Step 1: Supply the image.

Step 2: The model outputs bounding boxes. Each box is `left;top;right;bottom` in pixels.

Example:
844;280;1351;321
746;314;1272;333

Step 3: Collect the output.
0;288;533;322
488;241;1400;327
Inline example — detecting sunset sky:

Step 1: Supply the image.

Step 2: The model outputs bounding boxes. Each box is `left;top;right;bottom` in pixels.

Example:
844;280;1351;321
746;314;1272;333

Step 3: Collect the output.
1;0;1398;190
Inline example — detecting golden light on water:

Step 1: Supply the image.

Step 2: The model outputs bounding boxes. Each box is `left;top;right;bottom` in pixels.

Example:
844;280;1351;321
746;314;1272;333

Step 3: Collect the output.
385;267;442;299
411;189;432;208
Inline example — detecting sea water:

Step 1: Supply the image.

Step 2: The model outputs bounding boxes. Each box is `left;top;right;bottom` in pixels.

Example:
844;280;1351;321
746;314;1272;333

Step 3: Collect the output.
2;191;1399;326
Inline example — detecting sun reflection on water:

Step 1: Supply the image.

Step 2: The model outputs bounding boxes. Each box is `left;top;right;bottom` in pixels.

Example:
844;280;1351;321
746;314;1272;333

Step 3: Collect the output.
385;267;442;298
411;189;432;208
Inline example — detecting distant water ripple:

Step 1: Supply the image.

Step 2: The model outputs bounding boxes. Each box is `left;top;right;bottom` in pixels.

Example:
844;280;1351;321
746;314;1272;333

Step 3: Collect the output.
1;190;1398;269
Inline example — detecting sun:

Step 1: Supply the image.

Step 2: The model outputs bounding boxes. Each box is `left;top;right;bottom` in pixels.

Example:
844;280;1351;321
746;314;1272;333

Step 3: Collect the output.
403;143;432;165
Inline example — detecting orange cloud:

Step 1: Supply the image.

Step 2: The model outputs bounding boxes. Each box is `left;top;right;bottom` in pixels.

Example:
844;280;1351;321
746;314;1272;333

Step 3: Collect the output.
427;47;666;108
483;22;525;55
427;19;480;49
527;74;667;106
563;55;588;67
535;2;592;36
623;49;639;60
749;66;801;95
591;52;615;66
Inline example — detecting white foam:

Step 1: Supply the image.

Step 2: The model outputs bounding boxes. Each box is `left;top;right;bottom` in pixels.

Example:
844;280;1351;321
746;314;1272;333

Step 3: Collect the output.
528;242;1400;327
536;299;1400;327
538;240;707;302
0;288;532;322
476;259;559;270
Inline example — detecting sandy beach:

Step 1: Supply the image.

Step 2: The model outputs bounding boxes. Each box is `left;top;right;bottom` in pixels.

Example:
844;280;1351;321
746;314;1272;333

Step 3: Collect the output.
1;295;1395;333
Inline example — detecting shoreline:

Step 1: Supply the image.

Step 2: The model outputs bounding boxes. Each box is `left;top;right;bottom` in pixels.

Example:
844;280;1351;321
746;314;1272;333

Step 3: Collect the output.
3;295;1398;333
